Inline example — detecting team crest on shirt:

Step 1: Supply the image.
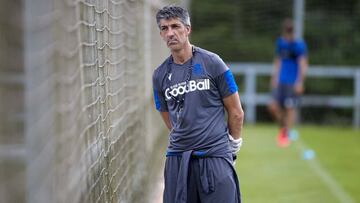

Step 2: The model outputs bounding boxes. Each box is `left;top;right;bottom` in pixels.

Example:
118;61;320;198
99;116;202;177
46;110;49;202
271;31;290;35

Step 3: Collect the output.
192;63;204;76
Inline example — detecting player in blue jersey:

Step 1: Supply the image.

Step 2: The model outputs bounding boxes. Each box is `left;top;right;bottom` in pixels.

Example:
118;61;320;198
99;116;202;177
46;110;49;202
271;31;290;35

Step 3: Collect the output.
152;5;244;203
268;19;308;147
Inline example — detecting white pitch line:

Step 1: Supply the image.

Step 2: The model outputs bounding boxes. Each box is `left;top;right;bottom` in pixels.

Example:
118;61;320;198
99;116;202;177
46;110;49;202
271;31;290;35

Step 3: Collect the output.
295;138;355;203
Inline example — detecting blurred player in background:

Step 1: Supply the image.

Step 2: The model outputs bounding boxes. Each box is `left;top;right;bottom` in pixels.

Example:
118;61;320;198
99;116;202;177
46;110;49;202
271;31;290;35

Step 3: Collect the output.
268;18;308;147
152;5;244;203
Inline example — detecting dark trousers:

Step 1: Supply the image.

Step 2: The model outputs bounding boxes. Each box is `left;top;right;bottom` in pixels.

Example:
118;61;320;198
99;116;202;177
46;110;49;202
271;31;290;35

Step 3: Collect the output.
163;156;241;203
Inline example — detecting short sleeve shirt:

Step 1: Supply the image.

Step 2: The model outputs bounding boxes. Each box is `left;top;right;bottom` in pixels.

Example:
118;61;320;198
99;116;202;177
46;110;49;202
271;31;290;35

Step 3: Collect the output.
275;37;307;85
152;46;238;153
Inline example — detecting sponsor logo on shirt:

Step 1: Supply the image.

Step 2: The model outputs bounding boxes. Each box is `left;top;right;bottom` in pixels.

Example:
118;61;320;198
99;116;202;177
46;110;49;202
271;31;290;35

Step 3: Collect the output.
165;79;210;100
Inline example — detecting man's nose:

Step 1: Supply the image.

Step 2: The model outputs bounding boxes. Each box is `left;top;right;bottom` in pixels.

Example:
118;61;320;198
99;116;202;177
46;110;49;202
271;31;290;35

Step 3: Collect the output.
166;28;175;37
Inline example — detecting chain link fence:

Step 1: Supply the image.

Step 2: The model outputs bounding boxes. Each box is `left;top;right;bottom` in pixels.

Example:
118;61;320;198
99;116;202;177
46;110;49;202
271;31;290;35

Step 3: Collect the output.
1;0;177;202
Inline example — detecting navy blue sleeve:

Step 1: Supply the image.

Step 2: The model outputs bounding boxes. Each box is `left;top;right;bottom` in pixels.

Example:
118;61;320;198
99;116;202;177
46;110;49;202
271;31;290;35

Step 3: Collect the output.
209;55;238;98
152;70;168;112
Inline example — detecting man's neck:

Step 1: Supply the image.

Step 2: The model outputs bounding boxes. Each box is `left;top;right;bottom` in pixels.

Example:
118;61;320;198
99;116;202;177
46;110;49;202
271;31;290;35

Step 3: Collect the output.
283;34;294;41
171;43;193;64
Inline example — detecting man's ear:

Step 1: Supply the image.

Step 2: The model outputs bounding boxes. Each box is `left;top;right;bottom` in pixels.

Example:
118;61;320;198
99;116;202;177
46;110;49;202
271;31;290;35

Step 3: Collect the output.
186;25;191;35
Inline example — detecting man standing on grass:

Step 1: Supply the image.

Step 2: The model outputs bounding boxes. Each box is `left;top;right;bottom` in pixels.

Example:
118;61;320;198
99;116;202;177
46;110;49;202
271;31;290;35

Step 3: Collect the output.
152;5;244;203
268;18;308;147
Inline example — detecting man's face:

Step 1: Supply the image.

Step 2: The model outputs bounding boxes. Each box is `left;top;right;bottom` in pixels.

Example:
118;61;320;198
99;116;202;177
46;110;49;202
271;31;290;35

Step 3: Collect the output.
159;18;191;51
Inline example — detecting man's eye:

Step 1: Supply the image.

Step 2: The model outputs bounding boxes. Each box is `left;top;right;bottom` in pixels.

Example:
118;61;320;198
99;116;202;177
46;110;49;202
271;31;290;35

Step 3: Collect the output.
161;27;168;31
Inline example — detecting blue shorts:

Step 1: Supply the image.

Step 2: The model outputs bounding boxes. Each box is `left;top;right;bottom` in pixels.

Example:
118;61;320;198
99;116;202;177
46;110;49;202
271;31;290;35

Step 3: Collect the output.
163;155;241;203
272;84;299;108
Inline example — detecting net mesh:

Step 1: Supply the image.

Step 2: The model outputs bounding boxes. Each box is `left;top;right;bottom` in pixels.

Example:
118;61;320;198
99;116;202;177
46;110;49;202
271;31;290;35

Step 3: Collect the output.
24;0;171;202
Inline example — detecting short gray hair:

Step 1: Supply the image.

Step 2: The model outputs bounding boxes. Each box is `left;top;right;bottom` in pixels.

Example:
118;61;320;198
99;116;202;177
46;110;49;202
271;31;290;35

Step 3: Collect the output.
156;5;191;28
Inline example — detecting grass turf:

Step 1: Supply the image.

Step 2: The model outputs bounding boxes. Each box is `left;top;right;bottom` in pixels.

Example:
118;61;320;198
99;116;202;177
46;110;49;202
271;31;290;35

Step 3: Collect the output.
235;124;360;203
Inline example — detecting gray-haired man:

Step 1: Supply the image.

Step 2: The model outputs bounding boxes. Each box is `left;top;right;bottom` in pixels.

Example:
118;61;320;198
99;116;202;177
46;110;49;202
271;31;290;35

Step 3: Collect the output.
152;5;244;203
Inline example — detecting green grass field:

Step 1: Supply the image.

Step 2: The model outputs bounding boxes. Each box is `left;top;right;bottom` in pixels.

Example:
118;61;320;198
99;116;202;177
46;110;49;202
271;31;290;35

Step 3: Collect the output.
235;124;360;203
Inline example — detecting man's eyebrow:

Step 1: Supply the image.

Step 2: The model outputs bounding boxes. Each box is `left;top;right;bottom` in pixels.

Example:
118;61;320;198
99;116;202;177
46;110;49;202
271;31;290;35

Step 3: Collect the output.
161;22;182;26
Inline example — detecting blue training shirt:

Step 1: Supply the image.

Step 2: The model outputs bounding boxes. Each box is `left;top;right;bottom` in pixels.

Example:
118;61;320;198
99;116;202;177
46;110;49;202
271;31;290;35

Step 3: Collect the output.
152;46;238;155
275;37;307;85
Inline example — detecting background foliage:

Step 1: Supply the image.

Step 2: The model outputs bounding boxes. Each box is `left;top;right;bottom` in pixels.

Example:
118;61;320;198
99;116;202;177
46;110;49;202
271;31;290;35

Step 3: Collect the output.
190;0;360;65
